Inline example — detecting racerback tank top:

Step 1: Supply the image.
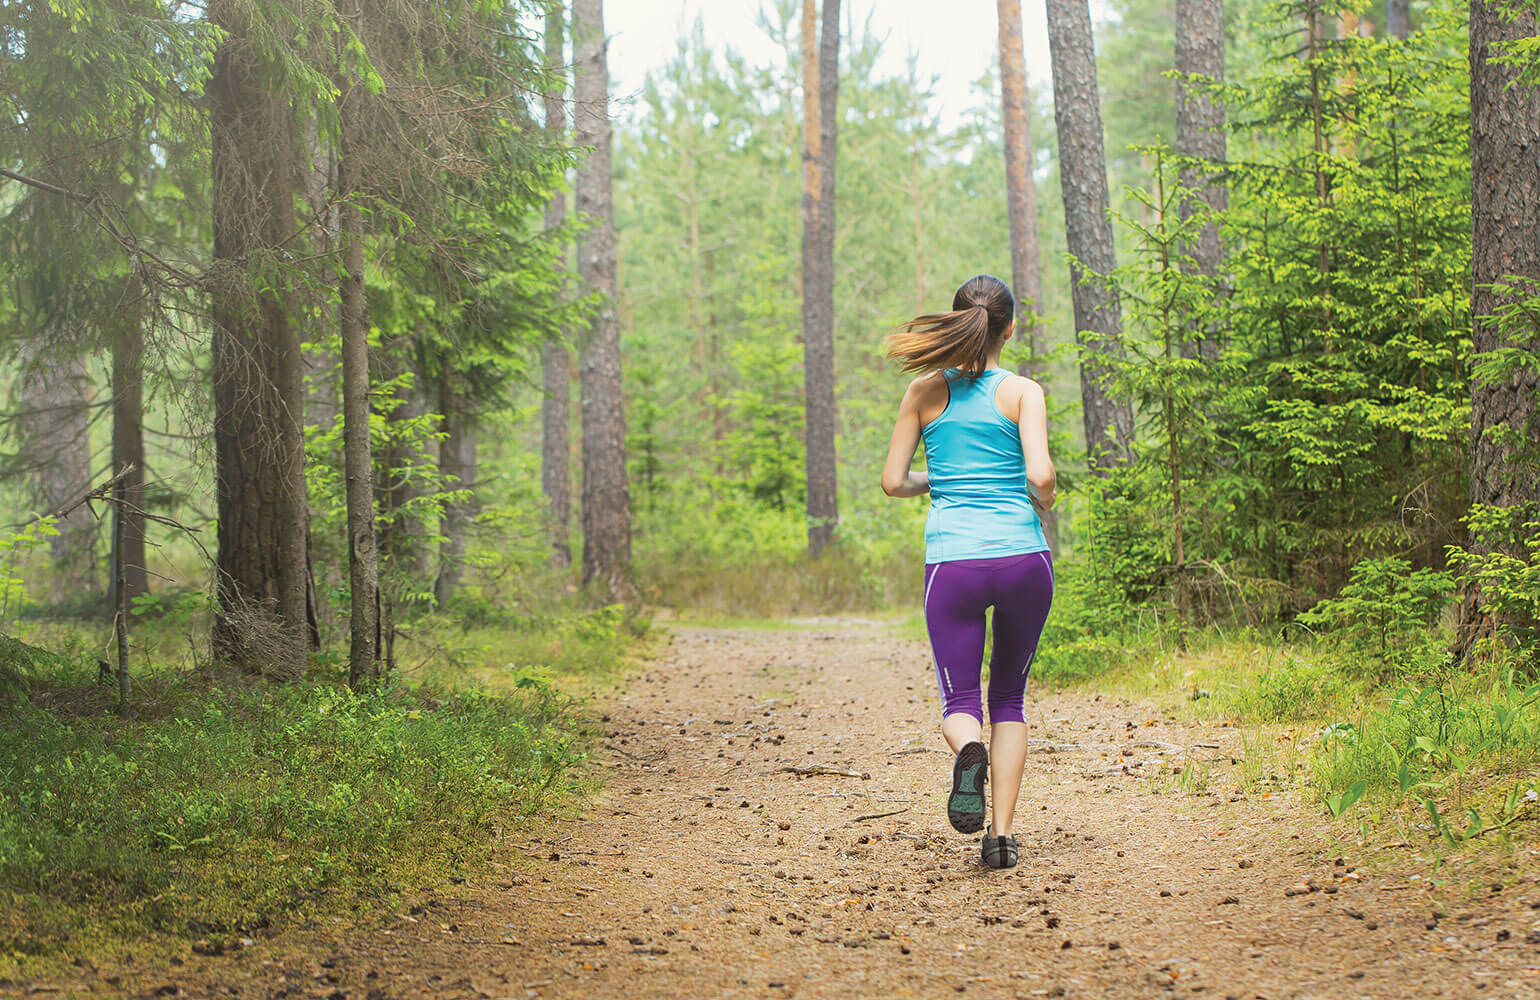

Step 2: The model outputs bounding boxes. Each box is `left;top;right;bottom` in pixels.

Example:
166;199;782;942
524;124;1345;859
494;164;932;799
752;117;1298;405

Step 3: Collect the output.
920;367;1049;564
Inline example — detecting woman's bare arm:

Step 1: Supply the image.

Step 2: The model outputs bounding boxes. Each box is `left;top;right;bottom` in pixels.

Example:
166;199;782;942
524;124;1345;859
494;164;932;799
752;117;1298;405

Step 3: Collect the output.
881;379;931;498
1008;376;1056;510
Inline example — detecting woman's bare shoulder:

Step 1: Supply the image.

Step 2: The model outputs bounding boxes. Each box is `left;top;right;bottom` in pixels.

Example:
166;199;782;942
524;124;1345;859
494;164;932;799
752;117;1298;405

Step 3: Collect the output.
906;370;950;401
903;371;951;424
994;373;1044;421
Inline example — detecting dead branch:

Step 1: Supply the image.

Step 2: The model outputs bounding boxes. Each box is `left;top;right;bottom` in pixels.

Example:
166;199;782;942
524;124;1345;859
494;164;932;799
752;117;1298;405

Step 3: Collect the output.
777;764;870;780
853;809;909;823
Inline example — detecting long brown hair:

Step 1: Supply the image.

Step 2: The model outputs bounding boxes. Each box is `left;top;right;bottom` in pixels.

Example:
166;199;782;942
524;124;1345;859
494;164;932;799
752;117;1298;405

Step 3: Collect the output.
886;274;1015;375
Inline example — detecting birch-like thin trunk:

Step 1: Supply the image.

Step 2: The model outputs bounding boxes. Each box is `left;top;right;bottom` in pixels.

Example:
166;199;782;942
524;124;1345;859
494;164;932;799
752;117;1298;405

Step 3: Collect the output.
113;477;132;717
336;64;380;689
109;275;148;607
998;0;1046;372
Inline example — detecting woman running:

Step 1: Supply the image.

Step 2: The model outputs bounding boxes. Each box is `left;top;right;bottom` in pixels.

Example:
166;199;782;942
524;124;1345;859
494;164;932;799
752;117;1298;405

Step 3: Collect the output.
880;274;1057;870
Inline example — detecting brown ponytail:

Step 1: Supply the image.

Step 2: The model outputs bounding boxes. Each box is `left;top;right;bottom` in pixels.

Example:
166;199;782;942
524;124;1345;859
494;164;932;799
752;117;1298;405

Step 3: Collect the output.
886;274;1015;376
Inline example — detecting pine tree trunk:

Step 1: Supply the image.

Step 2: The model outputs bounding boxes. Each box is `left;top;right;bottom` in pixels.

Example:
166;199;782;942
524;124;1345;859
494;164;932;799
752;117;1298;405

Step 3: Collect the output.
208;0;309;679
997;0;1046;372
336;48;380;688
542;3;572;570
436;379;476;608
1045;0;1133;469
801;0;841;556
302;115;340;432
16;346;94;602
1459;0;1540;653
109;275;148;607
1174;0;1227;361
574;0;631;594
1387;0;1410;39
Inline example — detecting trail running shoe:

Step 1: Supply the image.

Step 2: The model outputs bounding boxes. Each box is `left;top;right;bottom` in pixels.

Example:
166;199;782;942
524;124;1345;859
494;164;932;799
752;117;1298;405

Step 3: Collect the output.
981;831;1020;869
946;740;988;833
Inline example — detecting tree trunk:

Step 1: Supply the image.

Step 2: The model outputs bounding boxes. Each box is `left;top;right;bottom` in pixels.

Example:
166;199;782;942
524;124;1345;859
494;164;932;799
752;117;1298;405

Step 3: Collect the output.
1387;0;1410;39
208;0;309;679
336;45;380;689
436;379;477;608
16;346;94;602
998;0;1046;373
109;274;148;607
1174;0;1227;361
302;114;340;432
542;3;572;570
1459;0;1540;653
112;474;133;718
574;0;631;595
801;0;841;556
1045;0;1133;469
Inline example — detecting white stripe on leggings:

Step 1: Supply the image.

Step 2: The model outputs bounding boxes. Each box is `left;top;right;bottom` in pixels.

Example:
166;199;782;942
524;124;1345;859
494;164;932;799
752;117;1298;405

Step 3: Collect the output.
923;565;953;696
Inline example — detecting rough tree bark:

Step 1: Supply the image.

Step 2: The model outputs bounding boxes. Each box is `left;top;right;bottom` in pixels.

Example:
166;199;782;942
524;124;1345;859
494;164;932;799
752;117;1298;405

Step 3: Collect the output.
801;0;841;556
1387;0;1410;39
1459;0;1540;653
1175;0;1228;361
1045;0;1133;469
208;0;309;679
997;0;1046;372
574;0;631;594
109;274;148;606
16;345;94;601
542;3;572;570
336;18;380;688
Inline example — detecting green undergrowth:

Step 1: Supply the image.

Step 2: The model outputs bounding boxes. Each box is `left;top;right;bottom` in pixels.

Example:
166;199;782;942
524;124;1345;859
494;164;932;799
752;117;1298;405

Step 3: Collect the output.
0;602;645;975
1033;601;1540;867
633;491;923;616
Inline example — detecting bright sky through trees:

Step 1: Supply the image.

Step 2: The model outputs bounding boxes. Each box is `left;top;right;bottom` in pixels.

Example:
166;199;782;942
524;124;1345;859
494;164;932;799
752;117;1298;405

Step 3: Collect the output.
607;0;1064;128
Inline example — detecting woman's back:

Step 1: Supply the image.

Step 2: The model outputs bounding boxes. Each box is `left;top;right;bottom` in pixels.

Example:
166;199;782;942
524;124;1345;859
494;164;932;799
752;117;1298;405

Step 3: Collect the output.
921;368;1047;563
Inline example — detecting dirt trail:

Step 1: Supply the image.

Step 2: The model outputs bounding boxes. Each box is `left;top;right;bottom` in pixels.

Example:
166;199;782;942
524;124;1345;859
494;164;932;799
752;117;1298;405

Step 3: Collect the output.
30;624;1540;999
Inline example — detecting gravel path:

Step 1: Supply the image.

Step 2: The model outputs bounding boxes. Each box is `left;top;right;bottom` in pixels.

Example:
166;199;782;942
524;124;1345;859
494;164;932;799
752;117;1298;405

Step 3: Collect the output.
28;625;1540;999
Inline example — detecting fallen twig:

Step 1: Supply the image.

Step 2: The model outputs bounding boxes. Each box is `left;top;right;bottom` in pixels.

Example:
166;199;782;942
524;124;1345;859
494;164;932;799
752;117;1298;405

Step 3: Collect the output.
778;764;870;779
1129;739;1184;753
853;809;909;823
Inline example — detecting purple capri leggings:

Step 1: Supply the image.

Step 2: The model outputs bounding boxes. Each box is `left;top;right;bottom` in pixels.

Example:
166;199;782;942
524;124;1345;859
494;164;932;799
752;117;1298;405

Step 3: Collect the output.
922;551;1054;725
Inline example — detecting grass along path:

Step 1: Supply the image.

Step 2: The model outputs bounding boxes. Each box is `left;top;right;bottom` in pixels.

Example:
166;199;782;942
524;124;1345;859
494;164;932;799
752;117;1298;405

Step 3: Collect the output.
18;623;1540;999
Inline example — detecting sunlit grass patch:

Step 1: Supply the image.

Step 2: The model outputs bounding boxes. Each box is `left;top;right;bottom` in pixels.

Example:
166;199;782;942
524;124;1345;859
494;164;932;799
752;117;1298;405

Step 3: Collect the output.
1312;666;1540;847
0;674;586;971
0;599;649;974
408;602;652;699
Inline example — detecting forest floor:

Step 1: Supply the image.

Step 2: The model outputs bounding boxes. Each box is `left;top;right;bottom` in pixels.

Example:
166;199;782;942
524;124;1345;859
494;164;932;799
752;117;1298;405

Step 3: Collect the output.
14;623;1540;999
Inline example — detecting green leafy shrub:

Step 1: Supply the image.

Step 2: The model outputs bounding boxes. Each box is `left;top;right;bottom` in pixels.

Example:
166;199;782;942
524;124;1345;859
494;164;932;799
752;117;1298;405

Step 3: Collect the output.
1451;505;1540;668
1296;557;1455;674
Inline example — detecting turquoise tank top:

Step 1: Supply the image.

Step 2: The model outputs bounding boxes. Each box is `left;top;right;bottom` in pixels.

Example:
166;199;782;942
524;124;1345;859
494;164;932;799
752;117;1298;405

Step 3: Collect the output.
921;368;1049;564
